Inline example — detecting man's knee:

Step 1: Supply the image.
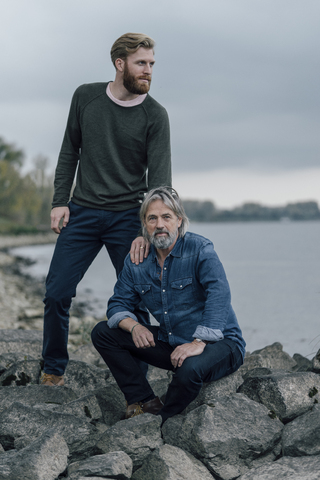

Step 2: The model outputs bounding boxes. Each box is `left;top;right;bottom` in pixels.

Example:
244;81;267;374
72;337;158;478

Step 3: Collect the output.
91;321;111;348
174;360;202;387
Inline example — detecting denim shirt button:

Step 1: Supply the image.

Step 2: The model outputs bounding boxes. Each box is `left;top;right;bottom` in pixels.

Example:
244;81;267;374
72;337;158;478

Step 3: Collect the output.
163;289;165;292
164;311;167;314
169;332;172;335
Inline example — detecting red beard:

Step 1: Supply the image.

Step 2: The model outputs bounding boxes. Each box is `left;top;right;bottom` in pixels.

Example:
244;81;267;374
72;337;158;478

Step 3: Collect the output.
123;62;151;95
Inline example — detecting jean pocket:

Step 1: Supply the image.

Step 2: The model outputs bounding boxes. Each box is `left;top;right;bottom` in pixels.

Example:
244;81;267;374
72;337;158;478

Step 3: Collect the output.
171;277;194;311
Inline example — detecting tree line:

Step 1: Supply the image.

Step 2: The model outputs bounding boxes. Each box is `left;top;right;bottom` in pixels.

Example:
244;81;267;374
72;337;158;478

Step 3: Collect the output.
183;199;320;222
1;135;319;235
0;137;54;234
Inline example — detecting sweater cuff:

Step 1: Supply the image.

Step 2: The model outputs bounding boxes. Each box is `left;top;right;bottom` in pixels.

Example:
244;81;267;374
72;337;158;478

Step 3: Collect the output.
192;326;224;342
107;311;138;329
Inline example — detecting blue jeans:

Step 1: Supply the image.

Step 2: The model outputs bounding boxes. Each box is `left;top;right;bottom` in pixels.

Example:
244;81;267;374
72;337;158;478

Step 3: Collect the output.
42;201;149;375
91;323;243;422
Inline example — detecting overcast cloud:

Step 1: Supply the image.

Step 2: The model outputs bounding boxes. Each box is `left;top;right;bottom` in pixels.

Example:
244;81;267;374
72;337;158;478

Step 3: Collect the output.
1;0;319;207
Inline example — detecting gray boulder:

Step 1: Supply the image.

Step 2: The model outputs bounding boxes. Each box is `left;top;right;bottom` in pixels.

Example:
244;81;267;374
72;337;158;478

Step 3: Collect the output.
162;393;283;480
96;413;163;469
0;385;77;414
0;353;37;375
0;360;41;386
238;370;320;422
54;393;103;422
292;353;313;372
0;329;42;357
71;343;107;368
312;348;320;373
0;402;100;460
282;403;320;456
132;444;214;480
67;451;132;480
237;455;320;479
239;343;296;376
93;381;126;426
184;370;244;414
63;360;110;396
0;429;68;480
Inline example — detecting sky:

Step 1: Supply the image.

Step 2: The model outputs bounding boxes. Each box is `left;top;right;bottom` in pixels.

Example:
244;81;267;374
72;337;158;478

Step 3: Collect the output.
1;0;319;208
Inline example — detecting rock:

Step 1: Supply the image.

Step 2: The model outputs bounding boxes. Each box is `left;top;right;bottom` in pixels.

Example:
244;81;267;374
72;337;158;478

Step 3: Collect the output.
238;370;320;422
18;308;43;320
96;413;163;469
67;451;132;479
71;343;106;368
237;455;320;479
184;370;244;414
132;444;214;480
63;360;110;396
0;429;68;480
147;366;172;400
239;342;297;377
0;329;42;357
55;393;103;423
162;393;283;480
282;404;320;456
0;402;100;460
0;359;41;386
312;348;320;373
0;385;77;413
93;381;126;426
292;353;313;372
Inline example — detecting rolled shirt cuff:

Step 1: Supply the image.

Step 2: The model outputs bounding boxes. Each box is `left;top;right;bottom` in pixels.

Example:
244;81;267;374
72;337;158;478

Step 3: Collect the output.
193;326;224;342
107;311;138;329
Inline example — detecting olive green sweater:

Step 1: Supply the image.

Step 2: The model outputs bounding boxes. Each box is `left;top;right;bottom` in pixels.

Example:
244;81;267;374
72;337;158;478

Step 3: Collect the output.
52;82;171;211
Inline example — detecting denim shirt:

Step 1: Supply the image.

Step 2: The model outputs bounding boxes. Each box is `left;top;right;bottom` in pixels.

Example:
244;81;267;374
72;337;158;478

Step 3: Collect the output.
107;232;246;359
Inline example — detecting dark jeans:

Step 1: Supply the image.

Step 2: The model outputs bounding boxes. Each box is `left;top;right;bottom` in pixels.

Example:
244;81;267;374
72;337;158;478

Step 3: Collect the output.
42;201;149;376
91;322;243;423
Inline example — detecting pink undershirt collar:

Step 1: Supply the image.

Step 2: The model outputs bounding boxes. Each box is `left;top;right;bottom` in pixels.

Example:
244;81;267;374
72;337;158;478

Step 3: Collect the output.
106;82;147;107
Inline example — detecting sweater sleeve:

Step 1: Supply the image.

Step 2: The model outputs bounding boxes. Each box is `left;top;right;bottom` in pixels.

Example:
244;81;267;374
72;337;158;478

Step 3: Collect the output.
52;88;82;208
146;105;172;190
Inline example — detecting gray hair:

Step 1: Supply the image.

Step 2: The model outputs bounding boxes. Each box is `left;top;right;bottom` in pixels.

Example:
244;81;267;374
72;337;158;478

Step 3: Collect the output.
140;187;189;238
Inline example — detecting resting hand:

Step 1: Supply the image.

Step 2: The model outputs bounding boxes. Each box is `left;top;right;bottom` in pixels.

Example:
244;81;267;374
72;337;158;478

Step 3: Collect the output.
130;236;150;265
170;340;206;368
51;206;70;234
131;323;155;349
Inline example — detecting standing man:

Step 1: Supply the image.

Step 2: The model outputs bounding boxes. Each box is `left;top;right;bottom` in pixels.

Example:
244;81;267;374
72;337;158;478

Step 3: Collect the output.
41;33;171;386
91;187;245;423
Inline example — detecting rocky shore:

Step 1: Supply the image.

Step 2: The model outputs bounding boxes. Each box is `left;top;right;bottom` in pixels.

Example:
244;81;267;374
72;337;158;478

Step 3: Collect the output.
0;234;100;344
1;235;320;479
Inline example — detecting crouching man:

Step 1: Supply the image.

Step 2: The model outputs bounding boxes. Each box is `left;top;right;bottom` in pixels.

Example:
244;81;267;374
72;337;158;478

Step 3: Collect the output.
91;187;246;424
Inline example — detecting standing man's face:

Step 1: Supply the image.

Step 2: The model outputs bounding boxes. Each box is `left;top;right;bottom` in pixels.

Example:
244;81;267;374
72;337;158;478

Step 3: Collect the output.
122;47;155;95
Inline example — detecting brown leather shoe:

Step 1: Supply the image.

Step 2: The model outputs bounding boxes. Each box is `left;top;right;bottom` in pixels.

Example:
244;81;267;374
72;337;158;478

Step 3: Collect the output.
125;396;163;419
40;373;64;386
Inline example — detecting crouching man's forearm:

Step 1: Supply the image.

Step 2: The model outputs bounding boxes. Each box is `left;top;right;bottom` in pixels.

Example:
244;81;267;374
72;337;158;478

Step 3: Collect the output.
118;318;155;349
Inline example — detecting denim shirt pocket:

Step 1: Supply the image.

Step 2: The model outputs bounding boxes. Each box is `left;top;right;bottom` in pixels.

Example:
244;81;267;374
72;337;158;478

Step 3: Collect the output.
133;284;154;310
171;277;194;310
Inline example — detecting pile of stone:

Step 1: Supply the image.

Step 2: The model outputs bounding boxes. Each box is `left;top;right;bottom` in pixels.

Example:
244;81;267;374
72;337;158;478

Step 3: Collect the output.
0;330;320;480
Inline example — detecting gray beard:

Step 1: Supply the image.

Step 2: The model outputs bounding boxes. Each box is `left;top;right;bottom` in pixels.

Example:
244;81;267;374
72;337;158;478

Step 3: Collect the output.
146;228;178;250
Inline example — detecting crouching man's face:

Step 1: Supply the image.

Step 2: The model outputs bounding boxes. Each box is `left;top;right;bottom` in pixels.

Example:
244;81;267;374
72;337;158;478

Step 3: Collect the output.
143;199;182;250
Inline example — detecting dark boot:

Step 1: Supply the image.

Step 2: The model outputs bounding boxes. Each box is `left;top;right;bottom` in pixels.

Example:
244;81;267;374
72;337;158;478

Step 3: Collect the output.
125;396;163;419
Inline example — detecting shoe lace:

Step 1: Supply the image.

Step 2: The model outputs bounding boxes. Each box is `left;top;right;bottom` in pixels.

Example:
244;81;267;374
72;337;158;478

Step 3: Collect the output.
130;403;144;417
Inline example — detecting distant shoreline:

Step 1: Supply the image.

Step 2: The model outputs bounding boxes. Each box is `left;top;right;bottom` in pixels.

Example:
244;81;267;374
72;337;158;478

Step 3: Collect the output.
0;232;57;251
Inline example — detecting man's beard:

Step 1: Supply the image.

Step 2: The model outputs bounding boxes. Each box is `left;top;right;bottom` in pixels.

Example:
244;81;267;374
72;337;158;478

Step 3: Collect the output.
144;227;178;250
123;62;151;95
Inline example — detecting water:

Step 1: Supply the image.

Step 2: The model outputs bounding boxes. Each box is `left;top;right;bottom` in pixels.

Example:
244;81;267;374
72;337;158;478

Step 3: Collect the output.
10;221;320;358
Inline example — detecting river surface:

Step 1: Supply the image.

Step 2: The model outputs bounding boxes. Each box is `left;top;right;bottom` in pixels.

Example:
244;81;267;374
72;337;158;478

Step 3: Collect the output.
10;221;320;358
